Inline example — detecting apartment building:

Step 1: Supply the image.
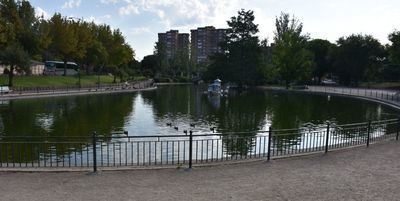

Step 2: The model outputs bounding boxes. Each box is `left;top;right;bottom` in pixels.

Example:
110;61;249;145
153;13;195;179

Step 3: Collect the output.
158;30;189;60
190;26;227;64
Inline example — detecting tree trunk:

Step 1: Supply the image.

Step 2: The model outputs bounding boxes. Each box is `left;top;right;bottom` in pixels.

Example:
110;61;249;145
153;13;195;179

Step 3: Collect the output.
63;60;67;76
8;65;14;87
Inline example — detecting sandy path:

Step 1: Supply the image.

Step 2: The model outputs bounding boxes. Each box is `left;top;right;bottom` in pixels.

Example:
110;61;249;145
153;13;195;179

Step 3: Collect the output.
1;141;400;201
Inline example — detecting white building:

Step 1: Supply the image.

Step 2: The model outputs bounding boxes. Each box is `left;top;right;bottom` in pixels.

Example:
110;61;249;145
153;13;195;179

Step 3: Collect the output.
0;60;45;75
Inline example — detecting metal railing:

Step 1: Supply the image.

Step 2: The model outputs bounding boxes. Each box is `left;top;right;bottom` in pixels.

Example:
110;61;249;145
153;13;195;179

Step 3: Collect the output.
0;79;155;97
0;118;398;171
308;86;400;106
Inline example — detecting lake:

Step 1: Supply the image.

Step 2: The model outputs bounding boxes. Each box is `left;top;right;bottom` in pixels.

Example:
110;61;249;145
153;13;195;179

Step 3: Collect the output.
0;85;398;138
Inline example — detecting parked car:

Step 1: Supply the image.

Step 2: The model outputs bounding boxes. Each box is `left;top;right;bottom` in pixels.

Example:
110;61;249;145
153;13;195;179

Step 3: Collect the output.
321;79;337;85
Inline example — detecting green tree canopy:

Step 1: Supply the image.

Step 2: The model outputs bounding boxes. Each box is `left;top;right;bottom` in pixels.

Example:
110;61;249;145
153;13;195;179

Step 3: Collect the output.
333;34;385;85
307;39;336;83
207;9;266;86
0;43;30;86
388;31;400;65
272;13;315;88
48;13;78;75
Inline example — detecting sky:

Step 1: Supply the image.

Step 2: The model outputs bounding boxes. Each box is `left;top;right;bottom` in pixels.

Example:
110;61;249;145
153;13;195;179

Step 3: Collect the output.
29;0;400;61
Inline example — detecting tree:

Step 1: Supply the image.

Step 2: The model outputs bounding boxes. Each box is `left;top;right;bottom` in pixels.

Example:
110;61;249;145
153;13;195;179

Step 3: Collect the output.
15;0;38;55
307;39;336;83
333;34;385;85
0;43;30;86
388;31;400;65
207;9;265;86
141;55;158;77
0;0;19;49
381;31;400;81
154;41;168;77
107;29;134;82
72;20;93;73
48;13;78;76
85;39;108;74
272;13;314;88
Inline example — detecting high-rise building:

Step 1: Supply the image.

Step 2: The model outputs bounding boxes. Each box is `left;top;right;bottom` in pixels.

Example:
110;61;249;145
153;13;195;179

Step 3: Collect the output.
190;26;227;64
178;33;190;58
158;30;189;60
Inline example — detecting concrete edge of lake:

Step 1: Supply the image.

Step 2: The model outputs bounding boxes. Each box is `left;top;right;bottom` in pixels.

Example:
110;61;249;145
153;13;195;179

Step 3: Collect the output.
0;86;158;101
257;85;400;111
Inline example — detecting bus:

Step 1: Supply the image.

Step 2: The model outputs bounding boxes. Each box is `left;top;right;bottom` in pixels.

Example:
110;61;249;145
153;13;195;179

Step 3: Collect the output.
43;61;79;76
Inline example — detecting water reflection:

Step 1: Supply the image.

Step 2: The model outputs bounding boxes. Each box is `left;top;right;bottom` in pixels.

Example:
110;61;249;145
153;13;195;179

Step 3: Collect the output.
0;85;398;164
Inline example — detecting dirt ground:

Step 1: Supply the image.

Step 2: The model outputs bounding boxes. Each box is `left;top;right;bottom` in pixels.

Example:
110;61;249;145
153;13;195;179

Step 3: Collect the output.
1;141;400;201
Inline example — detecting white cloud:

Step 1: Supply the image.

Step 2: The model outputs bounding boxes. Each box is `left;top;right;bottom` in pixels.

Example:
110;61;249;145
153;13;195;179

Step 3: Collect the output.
136;0;244;31
130;27;152;35
35;6;50;20
62;0;81;9
119;4;140;15
103;14;112;19
100;0;119;4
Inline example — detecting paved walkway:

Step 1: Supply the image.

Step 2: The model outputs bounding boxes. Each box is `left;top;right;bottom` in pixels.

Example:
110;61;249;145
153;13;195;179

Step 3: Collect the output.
1;140;399;201
0;80;155;100
307;85;400;108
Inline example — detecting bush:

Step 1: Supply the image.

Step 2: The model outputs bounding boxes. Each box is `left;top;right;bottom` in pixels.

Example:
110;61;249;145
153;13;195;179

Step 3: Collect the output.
154;77;173;83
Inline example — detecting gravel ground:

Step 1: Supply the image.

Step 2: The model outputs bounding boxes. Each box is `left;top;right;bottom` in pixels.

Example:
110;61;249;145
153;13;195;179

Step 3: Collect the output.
1;141;400;201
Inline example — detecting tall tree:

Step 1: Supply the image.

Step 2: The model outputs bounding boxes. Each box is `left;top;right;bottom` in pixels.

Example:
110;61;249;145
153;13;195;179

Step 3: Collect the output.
0;43;30;86
307;39;336;83
154;41;168;77
0;0;19;48
388;31;400;65
208;9;264;86
382;31;400;81
333;34;385;85
272;13;315;88
141;54;158;77
48;13;78;76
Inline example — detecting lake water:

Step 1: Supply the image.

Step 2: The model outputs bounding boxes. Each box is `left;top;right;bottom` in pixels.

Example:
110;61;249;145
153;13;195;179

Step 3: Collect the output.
0;84;398;138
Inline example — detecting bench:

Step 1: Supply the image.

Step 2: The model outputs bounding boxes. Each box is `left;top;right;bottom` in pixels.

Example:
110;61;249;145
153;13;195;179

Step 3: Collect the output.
0;86;11;94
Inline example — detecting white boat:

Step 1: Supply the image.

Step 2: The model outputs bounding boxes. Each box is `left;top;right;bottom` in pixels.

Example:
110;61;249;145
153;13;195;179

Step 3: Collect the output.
207;79;222;95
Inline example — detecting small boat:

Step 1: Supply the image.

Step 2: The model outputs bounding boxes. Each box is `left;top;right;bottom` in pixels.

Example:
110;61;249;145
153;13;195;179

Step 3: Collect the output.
207;79;222;95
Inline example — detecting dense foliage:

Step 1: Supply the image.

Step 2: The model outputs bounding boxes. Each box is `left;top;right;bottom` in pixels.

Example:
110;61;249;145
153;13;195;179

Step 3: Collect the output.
1;1;400;87
0;0;138;86
272;13;314;88
206;9;269;86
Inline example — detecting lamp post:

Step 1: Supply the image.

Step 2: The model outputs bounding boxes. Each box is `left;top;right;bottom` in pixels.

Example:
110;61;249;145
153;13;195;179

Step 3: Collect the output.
78;68;81;89
97;65;102;89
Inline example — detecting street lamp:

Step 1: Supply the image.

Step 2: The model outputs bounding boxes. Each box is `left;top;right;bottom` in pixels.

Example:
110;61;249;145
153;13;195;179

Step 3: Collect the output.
97;65;103;89
78;68;81;89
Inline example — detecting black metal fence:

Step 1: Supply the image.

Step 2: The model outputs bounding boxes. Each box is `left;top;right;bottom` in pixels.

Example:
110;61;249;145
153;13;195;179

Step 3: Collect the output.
1;79;154;96
0;118;398;171
308;86;400;104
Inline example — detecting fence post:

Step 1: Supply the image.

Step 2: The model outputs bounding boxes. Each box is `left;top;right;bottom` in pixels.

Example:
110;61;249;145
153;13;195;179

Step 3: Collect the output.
325;122;330;153
267;127;272;161
92;132;97;172
367;121;371;147
188;130;193;169
397;118;399;141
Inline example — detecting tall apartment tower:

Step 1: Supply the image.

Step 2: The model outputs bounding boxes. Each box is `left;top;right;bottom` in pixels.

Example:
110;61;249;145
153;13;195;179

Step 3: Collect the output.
190;26;227;64
158;30;189;60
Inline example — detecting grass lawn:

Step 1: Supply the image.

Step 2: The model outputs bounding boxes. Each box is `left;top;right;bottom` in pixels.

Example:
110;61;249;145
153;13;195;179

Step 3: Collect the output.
0;75;123;88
